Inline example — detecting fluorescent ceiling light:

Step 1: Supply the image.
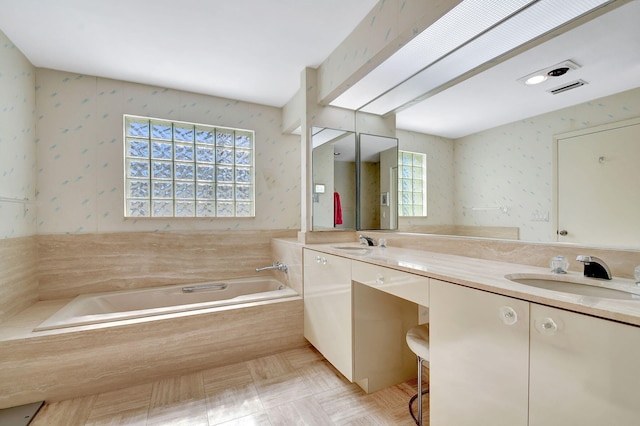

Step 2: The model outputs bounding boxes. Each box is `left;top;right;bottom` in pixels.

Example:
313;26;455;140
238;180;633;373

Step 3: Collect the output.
331;0;536;110
330;0;612;115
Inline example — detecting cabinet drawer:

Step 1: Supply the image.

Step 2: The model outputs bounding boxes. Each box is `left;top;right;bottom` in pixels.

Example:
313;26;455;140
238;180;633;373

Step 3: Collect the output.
352;261;429;306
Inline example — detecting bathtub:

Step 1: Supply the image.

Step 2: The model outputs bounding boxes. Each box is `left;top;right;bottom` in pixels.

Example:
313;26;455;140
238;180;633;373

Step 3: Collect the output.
34;277;298;331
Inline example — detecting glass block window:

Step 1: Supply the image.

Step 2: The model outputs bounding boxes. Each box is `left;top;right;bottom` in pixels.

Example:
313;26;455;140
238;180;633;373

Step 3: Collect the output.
398;151;427;217
124;115;255;218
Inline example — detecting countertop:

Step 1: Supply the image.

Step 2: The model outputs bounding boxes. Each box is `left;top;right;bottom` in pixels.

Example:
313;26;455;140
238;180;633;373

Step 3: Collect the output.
305;243;640;327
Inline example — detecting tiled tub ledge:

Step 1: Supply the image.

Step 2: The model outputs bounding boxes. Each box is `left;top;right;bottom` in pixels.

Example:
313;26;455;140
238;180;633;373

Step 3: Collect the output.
0;295;305;409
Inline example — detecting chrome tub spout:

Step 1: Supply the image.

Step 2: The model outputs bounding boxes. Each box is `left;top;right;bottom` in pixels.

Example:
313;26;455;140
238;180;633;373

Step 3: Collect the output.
256;262;288;273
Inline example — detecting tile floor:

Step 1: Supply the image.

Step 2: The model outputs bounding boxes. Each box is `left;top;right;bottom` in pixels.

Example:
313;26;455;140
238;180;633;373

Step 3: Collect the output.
30;345;429;425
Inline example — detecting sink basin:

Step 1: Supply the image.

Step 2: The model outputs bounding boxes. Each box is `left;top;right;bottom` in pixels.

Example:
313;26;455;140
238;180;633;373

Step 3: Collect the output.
331;245;371;255
505;274;640;301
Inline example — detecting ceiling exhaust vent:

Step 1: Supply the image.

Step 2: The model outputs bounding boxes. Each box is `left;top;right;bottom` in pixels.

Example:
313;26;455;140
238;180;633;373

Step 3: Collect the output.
548;79;588;95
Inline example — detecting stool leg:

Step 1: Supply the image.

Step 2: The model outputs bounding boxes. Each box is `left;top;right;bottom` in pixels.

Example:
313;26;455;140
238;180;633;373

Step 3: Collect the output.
417;356;423;426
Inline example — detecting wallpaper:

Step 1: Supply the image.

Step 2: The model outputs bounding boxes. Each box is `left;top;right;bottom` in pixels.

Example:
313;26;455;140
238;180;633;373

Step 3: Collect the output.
35;69;301;234
0;30;37;239
454;87;640;242
396;129;454;228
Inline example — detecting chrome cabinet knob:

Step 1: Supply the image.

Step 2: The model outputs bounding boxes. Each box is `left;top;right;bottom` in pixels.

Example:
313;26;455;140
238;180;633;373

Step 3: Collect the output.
535;317;558;335
499;306;518;325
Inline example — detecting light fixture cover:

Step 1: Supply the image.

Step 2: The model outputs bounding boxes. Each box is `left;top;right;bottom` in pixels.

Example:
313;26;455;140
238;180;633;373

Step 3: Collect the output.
518;60;581;85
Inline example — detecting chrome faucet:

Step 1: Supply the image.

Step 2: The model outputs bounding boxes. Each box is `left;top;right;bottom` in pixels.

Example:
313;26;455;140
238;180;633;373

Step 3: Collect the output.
359;235;375;246
256;261;288;273
576;255;612;280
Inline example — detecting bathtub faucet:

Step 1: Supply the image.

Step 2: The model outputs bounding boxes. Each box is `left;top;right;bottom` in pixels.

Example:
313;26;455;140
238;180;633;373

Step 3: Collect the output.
256;261;288;273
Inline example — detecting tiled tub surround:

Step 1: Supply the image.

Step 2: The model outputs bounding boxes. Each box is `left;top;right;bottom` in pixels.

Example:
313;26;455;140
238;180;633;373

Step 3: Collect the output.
0;294;304;410
0;236;38;323
0;229;305;409
38;229;298;300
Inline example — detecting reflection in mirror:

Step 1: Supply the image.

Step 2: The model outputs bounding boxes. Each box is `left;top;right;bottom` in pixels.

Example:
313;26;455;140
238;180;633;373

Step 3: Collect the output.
357;133;398;231
311;127;356;230
384;1;640;248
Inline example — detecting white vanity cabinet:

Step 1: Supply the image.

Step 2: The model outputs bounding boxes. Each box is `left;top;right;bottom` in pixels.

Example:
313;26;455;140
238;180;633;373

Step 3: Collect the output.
429;279;530;426
431;279;640;426
351;261;427;393
303;249;353;380
529;304;640;425
303;248;430;391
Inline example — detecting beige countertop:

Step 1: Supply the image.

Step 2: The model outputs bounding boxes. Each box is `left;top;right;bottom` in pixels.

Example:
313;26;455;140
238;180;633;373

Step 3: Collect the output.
305;243;640;327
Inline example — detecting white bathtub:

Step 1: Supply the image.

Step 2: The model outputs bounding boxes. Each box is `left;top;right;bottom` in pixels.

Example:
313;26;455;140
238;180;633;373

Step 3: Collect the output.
34;277;298;331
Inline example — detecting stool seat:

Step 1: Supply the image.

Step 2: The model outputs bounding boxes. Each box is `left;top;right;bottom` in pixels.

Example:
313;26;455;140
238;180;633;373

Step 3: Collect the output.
406;324;430;362
406;324;429;426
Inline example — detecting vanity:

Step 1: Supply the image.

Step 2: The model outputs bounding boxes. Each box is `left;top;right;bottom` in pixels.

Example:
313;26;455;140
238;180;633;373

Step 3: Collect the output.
302;243;640;426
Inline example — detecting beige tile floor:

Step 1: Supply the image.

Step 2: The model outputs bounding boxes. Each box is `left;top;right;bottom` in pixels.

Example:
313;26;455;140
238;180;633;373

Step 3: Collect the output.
31;345;429;425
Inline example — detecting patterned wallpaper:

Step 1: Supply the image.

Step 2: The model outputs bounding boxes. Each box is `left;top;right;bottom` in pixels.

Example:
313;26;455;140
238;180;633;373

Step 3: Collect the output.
35;69;301;234
0;30;37;239
396;129;454;229
454;87;640;242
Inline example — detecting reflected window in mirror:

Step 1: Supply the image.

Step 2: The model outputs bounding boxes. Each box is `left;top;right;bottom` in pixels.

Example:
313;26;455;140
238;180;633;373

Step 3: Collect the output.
398;151;426;217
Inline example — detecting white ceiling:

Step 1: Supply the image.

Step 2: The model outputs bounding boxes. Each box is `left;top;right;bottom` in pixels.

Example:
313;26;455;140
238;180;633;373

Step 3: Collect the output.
0;0;638;138
0;0;378;107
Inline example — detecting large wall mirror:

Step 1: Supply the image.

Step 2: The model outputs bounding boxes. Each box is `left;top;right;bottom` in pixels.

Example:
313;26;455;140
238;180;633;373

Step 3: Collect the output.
382;0;640;249
357;133;398;230
311;127;356;230
311;128;399;231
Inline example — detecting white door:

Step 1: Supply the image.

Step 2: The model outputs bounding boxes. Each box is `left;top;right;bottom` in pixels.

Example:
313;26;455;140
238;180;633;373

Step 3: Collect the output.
557;119;640;246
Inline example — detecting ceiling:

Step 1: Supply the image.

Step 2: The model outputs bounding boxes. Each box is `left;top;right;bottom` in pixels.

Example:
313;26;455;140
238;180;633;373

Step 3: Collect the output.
0;0;638;139
0;0;378;107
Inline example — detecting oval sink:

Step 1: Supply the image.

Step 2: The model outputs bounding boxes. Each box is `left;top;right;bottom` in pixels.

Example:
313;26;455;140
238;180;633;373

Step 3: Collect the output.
505;274;640;301
330;245;371;255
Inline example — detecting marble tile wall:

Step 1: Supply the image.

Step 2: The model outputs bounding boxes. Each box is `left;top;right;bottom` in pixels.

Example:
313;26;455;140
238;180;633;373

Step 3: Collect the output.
271;238;304;295
0;237;38;323
38;229;298;300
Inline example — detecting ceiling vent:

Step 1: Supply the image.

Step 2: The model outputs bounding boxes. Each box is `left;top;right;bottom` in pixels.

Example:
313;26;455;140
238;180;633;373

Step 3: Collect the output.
548;79;588;95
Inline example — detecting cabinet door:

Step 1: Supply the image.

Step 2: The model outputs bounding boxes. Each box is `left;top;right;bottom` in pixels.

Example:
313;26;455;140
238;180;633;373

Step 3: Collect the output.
430;280;529;426
530;304;640;426
303;249;352;380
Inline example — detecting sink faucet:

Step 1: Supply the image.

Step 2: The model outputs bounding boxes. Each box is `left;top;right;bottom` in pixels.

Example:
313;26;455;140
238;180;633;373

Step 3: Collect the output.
256;261;288;273
576;255;612;280
359;235;375;246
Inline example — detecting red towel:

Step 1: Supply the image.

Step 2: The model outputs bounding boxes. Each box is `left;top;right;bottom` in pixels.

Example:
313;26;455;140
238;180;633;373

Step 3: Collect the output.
334;191;343;225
